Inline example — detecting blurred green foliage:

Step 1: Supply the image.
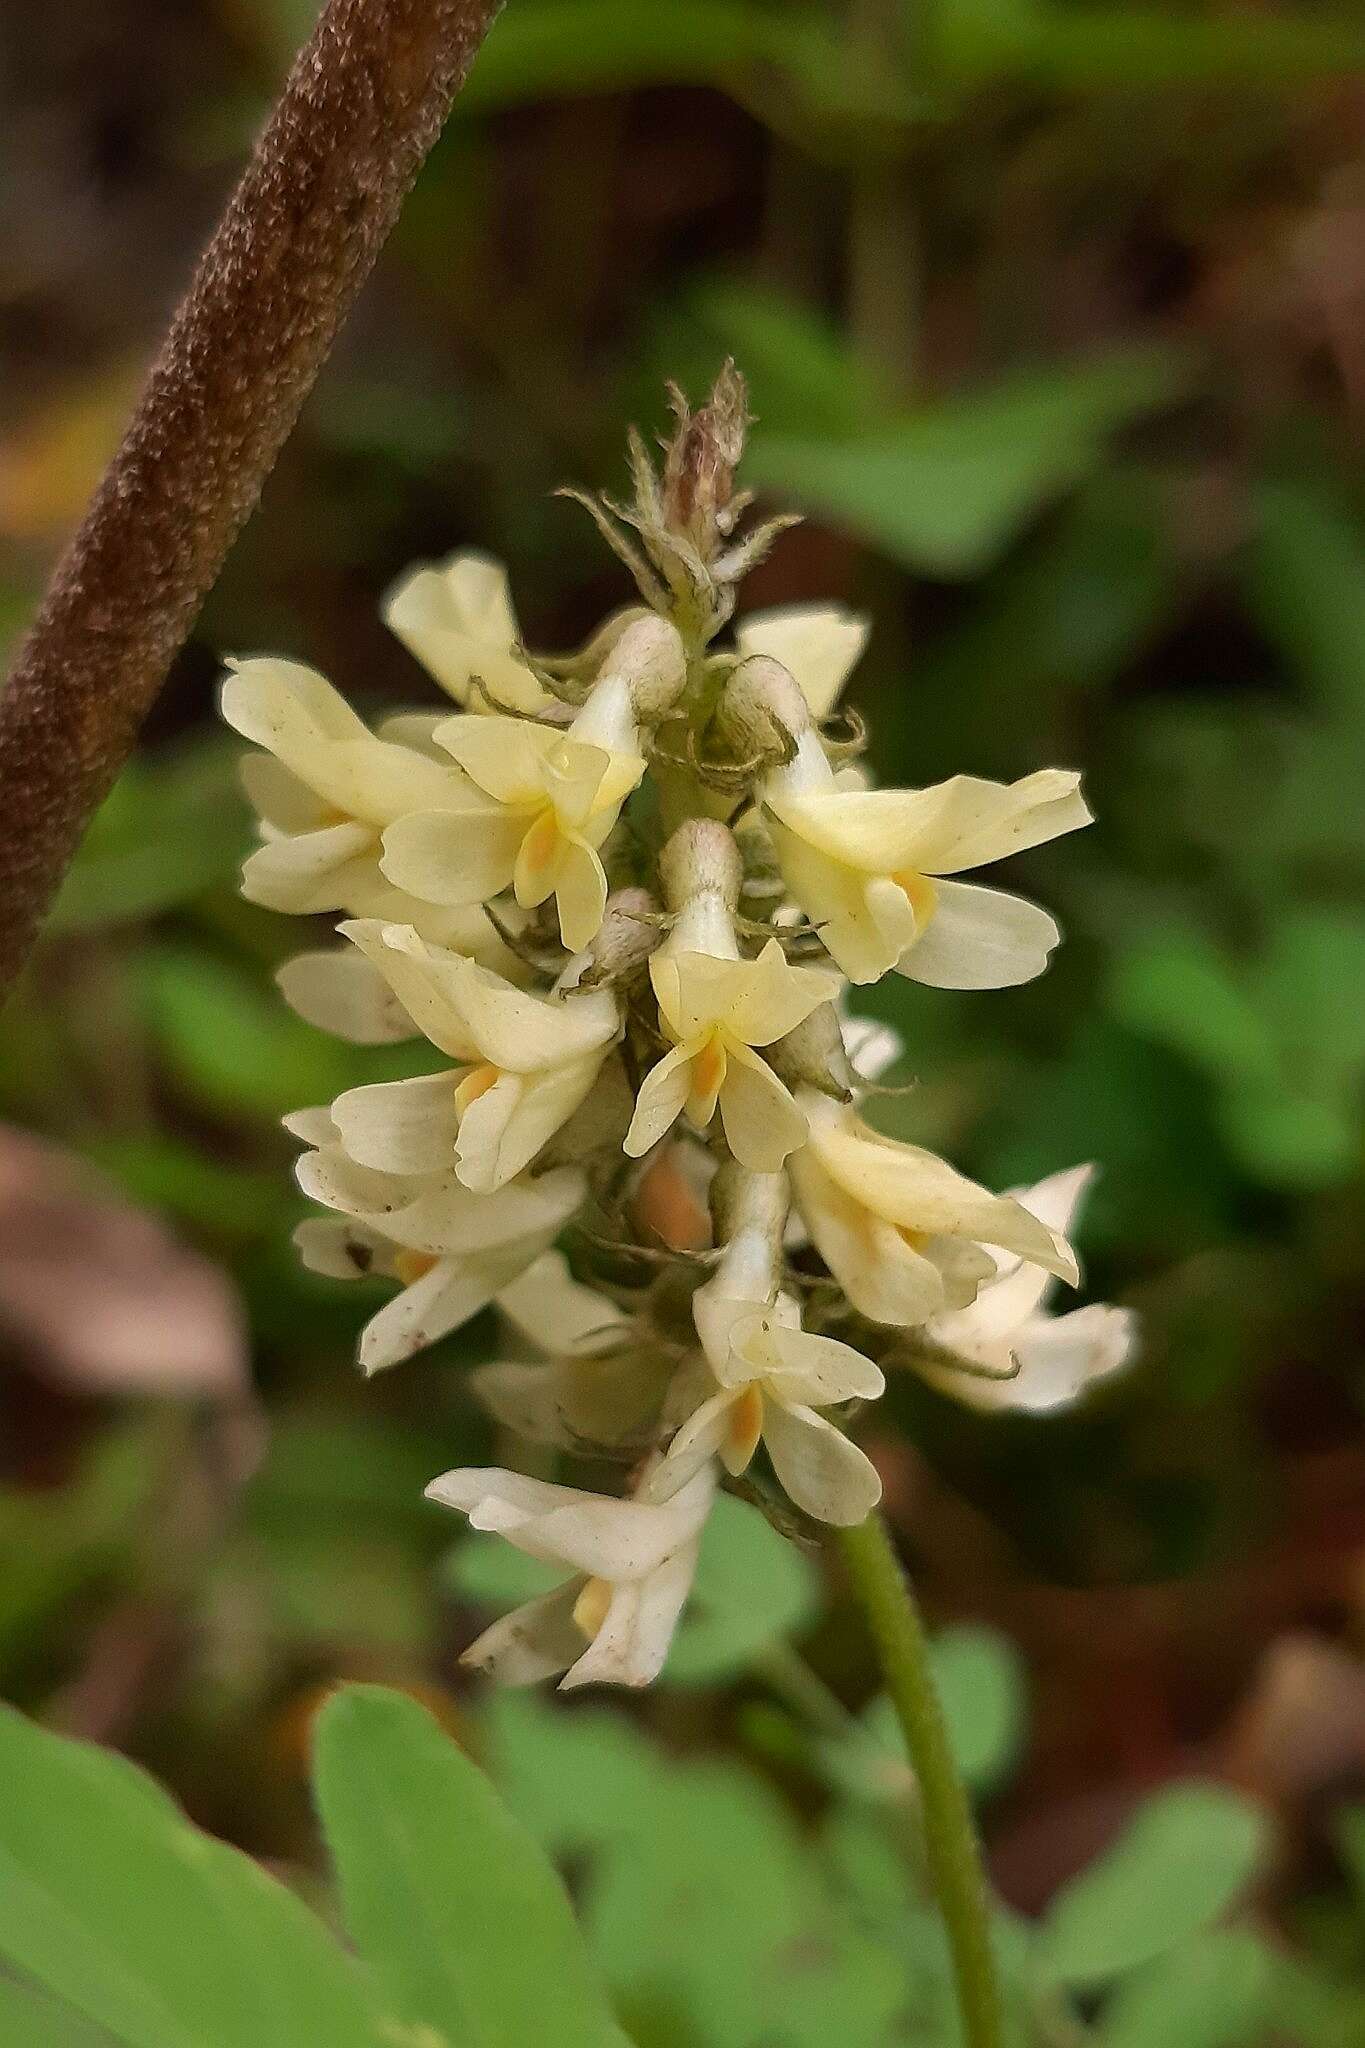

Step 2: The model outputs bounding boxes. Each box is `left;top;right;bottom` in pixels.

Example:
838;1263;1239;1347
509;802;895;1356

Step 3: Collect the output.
7;1678;1351;2044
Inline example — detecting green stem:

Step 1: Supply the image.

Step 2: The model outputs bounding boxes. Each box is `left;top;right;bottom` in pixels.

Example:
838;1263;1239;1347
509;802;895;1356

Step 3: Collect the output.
757;1642;863;1744
835;1512;1004;2048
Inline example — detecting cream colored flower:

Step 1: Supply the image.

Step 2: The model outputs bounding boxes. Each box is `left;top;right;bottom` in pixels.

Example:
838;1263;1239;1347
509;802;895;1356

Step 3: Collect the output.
789;1091;1078;1328
625;823;839;1172
222;657;479;929
289;1105;584;1373
915;1166;1137;1412
662;1216;884;1526
277;945;417;1045
470;1251;672;1452
325;921;618;1192
380;682;646;953
626;941;840;1172
763;730;1091;986
383;550;551;715
735;602;869;720
426;1460;716;1689
274;907;533;1045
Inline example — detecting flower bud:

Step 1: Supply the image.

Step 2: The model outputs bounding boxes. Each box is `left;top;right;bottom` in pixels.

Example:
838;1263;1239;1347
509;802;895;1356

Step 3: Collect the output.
765;1001;855;1099
597;614;689;724
659;818;743;914
714;653;812;766
708;1159;789;1257
661;361;749;562
588;886;661;981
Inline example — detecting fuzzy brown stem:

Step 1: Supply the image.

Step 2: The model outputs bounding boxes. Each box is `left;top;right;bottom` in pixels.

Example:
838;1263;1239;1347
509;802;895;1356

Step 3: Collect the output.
0;0;502;999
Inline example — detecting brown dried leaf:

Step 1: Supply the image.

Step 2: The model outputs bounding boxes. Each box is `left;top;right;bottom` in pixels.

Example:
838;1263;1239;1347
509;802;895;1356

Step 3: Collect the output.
0;1125;247;1398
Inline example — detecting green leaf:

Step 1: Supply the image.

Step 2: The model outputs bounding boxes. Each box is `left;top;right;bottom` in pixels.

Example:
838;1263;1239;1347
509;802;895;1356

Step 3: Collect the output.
665;1493;822;1684
1109;915;1365;1190
460;1;778;110
81;1134;286;1243
459;1;897;133
843;1626;1025;1808
0;1701;385;2048
1107;933;1277;1089
928;1624;1026;1794
681;283;886;435
0;1975;117;2046
250;1417;454;1534
1245;481;1365;732
937;0;1365;93
235;1420;456;1653
443;1533;564;1611
0;1423;166;1670
584;1756;906;2048
136;945;357;1120
1039;1782;1269;1988
1100;1929;1277;2048
48;743;249;936
1267;1951;1365;2048
1333;1804;1365;1913
314;1685;632;2048
748;349;1187;575
483;1692;664;1857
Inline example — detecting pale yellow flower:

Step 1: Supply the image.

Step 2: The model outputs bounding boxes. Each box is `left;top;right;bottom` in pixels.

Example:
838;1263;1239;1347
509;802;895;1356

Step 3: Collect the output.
380;675;647;953
426;1459;716;1689
274;898;532;1044
288;1104;585;1374
915;1166;1137;1412
327;921;619;1192
625;926;839;1171
789;1091;1079;1328
221;656;477;933
735;602;869;720
764;730;1091;986
662;1214;884;1525
471;1251;673;1453
383;549;551;715
626;827;837;1172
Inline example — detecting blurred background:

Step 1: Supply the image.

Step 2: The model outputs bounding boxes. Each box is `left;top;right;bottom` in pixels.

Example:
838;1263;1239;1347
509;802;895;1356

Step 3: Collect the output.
2;0;1365;2038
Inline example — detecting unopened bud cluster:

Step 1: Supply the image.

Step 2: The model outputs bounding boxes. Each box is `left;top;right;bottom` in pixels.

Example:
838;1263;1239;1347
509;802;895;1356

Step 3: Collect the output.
224;366;1135;1690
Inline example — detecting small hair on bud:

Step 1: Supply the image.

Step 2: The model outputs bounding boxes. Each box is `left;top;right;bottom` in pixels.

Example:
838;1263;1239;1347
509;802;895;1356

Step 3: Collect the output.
765;1003;856;1099
708;1159;790;1249
659;817;743;911
590;887;663;979
715;652;812;763
598;614;688;723
661;361;750;561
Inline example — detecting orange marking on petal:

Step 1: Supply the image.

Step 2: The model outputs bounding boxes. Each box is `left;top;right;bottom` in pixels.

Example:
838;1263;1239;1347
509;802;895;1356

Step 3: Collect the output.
724;1385;765;1474
519;806;561;879
572;1576;614;1641
892;869;938;930
690;1034;727;1104
393;1250;438;1286
454;1062;502;1115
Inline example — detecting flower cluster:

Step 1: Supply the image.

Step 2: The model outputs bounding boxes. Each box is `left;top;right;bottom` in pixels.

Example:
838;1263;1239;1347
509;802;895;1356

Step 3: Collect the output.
225;368;1136;1690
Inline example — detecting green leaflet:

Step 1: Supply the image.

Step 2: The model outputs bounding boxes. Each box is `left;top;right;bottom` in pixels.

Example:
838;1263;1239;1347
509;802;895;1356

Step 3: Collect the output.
314;1685;634;2048
1039;1781;1269;1989
0;1701;388;2048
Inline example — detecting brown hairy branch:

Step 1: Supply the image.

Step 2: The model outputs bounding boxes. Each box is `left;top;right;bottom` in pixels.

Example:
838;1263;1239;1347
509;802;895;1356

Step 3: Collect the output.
0;0;502;998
